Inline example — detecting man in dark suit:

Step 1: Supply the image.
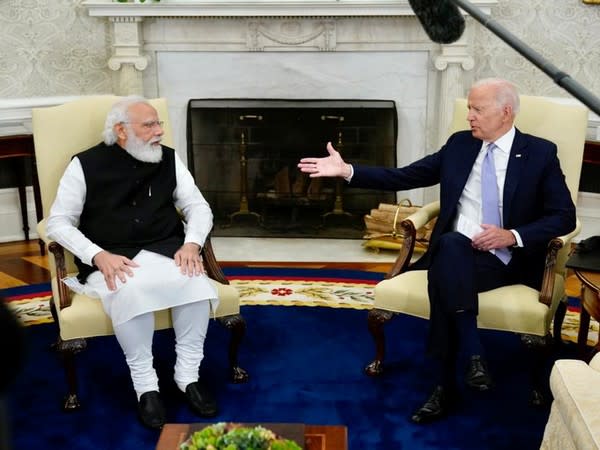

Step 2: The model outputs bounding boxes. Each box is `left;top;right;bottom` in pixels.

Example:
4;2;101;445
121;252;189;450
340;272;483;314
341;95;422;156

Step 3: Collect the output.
298;78;576;423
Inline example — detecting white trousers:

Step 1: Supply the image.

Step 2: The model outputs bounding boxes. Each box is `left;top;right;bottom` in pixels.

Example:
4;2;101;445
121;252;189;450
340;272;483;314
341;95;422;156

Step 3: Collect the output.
113;300;210;398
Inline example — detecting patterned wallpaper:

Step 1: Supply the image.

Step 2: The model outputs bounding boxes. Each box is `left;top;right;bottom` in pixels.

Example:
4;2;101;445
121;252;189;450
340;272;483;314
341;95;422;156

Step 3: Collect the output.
0;0;113;97
0;0;599;101
472;0;600;100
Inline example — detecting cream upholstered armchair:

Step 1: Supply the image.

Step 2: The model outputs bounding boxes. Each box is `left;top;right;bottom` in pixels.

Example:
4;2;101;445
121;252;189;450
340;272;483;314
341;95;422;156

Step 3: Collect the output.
540;353;600;450
365;96;588;405
32;96;248;411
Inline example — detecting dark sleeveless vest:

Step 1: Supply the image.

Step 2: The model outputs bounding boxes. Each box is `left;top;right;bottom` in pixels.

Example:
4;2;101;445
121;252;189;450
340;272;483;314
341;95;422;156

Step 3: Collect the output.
75;142;184;282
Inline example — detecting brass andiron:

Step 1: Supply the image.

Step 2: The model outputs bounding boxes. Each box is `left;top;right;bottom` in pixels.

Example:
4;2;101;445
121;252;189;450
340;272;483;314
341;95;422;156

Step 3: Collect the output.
322;128;353;223
228;116;262;226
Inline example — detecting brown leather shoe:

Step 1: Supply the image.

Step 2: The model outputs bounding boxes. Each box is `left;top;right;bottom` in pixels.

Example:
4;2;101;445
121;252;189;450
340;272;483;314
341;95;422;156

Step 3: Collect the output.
465;355;494;391
410;385;456;424
185;381;218;417
137;391;166;430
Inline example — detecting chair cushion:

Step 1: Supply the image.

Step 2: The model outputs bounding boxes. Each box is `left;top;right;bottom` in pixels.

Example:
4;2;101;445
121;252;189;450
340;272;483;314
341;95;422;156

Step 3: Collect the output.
53;277;240;340
374;270;558;335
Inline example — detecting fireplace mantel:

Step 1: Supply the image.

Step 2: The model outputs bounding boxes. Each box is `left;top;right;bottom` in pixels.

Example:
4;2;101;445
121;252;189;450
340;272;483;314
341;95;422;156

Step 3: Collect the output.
83;0;496;18
84;0;497;164
79;0;503;214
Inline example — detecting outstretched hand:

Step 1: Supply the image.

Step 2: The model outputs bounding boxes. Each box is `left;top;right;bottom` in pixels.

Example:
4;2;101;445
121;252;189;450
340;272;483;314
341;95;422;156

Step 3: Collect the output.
297;141;352;178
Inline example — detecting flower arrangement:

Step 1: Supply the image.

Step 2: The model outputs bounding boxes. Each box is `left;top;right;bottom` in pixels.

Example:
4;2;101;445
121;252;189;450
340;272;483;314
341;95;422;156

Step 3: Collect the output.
179;423;302;450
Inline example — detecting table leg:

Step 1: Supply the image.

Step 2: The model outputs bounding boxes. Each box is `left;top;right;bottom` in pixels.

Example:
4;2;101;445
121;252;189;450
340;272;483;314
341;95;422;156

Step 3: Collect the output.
30;154;45;255
16;159;30;241
577;307;592;360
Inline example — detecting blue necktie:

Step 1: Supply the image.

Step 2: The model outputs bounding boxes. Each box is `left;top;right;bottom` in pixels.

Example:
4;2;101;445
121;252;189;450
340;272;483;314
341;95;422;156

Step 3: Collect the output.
481;143;511;265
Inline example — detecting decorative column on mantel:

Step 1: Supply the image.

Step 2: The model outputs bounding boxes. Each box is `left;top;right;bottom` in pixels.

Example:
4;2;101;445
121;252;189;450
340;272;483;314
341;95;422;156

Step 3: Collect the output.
108;16;147;95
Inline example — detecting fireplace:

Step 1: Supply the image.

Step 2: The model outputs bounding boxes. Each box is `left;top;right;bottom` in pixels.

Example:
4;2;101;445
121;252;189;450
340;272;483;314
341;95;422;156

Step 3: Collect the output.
187;99;397;238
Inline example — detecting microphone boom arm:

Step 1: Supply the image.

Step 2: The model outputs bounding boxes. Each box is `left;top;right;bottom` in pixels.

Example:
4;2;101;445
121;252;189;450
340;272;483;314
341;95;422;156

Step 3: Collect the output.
452;0;600;116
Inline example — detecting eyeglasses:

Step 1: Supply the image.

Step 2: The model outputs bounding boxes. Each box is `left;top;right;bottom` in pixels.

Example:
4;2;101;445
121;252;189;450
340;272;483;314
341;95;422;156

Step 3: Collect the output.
122;120;164;130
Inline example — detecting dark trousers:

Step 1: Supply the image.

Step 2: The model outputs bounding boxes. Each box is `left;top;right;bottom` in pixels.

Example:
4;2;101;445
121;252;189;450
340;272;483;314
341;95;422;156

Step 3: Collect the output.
426;232;517;361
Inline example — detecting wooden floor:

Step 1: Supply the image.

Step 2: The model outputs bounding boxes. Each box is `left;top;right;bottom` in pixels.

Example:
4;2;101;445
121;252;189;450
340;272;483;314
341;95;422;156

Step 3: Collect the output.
0;240;50;288
0;240;391;289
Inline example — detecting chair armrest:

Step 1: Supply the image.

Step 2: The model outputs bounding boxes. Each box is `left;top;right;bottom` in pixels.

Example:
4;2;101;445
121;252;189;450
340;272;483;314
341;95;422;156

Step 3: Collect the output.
37;219;73;309
201;235;229;285
387;201;440;279
538;219;582;307
554;219;581;248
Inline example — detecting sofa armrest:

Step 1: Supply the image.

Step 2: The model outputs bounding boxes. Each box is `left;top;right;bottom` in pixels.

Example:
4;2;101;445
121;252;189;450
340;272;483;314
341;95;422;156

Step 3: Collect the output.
590;352;600;372
548;358;600;450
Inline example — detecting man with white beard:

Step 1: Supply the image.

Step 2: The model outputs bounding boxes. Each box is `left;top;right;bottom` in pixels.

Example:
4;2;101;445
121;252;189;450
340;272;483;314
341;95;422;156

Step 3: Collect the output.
47;96;218;430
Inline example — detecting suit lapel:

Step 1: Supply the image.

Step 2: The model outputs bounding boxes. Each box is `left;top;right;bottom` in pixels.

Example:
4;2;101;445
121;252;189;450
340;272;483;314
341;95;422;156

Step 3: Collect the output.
503;128;527;226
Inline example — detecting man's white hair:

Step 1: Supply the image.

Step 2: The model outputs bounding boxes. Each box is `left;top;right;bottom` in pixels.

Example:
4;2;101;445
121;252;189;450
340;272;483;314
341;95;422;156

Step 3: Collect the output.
471;78;520;115
102;95;152;145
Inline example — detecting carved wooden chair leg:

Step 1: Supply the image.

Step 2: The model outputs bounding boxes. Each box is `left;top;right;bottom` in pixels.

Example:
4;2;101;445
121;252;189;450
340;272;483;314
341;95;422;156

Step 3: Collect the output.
218;314;249;383
552;300;567;348
365;308;395;376
55;337;87;411
521;333;552;407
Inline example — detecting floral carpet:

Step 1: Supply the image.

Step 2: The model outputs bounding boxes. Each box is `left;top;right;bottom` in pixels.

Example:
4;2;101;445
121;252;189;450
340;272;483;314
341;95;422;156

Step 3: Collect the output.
1;268;598;347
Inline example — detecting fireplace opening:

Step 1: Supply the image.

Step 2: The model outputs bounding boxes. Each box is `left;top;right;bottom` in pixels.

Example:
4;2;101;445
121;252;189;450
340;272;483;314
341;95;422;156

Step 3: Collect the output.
186;99;397;238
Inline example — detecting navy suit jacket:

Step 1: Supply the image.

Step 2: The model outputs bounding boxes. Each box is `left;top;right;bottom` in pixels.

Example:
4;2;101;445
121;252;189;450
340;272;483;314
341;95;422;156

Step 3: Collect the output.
350;129;576;290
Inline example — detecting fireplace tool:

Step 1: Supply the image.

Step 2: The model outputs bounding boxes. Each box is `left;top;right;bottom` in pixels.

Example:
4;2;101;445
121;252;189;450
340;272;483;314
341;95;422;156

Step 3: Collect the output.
322;126;353;224
227;115;263;226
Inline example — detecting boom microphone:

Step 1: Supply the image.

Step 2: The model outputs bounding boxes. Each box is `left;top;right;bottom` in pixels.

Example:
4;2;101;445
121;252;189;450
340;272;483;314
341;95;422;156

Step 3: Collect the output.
407;0;600;116
408;0;465;44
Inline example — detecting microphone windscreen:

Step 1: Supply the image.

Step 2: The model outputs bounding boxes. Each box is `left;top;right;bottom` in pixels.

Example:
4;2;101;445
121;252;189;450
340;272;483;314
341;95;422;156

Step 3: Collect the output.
408;0;466;44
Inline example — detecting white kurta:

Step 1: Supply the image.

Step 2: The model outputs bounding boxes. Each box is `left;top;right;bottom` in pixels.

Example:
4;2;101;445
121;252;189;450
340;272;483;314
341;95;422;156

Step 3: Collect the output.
47;150;219;326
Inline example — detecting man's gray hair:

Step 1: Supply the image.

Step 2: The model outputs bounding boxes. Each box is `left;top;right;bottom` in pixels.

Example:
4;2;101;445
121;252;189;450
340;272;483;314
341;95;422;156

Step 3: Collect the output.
471;78;520;115
102;95;151;145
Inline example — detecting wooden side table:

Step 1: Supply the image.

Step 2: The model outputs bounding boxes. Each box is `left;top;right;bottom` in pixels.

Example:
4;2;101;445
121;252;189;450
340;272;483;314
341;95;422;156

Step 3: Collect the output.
0;134;44;254
574;269;600;359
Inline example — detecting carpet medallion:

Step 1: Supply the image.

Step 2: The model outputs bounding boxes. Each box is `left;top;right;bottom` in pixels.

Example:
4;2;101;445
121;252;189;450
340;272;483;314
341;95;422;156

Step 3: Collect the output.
226;267;381;309
1;267;598;347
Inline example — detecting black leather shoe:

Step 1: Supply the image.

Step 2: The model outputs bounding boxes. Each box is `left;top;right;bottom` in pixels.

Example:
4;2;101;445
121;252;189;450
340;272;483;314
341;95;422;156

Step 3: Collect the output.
185;381;218;417
465;355;493;391
410;385;456;424
137;391;166;430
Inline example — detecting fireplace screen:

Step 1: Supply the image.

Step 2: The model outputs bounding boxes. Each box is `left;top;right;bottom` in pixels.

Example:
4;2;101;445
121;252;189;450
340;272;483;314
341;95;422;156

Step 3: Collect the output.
186;99;397;238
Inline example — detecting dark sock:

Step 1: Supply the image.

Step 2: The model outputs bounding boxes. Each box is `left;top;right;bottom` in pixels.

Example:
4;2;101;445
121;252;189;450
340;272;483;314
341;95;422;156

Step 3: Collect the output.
455;310;483;358
430;357;456;389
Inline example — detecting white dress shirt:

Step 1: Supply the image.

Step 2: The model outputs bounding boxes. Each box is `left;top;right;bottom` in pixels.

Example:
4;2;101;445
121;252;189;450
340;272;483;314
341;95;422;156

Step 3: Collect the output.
454;126;523;246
